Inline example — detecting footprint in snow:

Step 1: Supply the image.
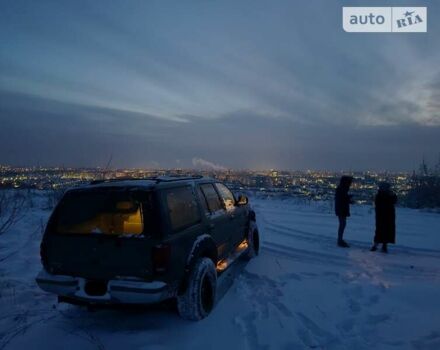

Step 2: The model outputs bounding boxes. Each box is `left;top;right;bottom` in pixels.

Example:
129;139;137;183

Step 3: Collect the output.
411;330;440;350
342;286;364;314
336;318;355;333
236;271;293;319
279;272;303;282
295;312;340;348
366;313;391;324
347;298;362;314
366;294;380;306
234;311;269;350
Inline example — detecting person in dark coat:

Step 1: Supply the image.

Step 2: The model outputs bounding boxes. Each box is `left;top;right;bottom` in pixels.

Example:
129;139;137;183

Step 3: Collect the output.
335;176;353;247
371;182;397;253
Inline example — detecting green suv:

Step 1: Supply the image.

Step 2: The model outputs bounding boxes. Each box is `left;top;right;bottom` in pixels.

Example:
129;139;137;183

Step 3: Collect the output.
36;176;259;320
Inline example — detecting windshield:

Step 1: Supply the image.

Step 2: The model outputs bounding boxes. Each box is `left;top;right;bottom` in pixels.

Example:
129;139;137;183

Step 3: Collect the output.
55;190;153;235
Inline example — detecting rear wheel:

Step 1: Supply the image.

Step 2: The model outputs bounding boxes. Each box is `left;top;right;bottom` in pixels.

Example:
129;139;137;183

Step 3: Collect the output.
177;258;217;321
245;229;260;259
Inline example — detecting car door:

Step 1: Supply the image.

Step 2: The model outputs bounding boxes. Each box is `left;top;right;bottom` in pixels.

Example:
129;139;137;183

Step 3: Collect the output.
160;185;204;281
198;183;230;260
215;182;248;248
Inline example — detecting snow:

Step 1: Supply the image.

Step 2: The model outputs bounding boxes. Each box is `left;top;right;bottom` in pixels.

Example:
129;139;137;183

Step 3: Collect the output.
1;193;440;349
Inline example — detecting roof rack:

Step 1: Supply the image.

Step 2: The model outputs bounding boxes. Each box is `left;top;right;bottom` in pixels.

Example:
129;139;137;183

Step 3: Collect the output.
89;177;157;185
89;175;204;185
155;175;204;182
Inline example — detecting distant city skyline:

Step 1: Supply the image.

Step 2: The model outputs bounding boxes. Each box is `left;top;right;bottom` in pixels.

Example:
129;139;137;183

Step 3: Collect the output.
1;0;439;171
0;165;416;204
1;160;436;174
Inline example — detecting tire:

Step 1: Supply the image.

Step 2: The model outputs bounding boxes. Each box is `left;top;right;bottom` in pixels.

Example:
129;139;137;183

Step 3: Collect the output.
245;228;260;260
177;257;217;321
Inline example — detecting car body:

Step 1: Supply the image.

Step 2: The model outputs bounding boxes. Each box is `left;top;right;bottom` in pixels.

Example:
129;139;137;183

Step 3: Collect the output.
36;176;259;320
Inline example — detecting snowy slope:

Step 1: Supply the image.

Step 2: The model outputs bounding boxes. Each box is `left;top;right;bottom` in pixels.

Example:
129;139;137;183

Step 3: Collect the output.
1;194;439;350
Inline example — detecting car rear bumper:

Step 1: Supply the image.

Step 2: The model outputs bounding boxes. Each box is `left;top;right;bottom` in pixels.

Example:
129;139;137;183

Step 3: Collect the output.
36;269;173;304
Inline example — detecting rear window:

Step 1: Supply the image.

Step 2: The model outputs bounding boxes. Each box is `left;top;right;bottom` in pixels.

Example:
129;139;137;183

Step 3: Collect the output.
165;186;200;232
55;190;153;235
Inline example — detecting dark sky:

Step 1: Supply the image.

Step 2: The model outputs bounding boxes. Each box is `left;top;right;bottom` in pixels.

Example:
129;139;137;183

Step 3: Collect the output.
1;0;439;171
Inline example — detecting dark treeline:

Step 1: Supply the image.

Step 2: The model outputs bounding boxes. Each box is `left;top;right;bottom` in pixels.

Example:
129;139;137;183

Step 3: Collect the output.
404;159;440;209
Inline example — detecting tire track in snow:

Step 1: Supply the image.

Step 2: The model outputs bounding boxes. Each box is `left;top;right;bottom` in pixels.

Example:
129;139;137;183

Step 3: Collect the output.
262;242;347;267
295;312;341;349
266;221;440;259
233;271;294;350
0;311;58;350
261;248;347;269
262;235;440;279
261;242;440;280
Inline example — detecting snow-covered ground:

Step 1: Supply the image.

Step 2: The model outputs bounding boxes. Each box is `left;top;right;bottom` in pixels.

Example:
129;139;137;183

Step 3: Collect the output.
1;193;440;350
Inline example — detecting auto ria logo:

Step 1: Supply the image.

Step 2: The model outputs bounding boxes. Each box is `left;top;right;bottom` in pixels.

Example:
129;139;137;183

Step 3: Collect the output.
343;7;427;32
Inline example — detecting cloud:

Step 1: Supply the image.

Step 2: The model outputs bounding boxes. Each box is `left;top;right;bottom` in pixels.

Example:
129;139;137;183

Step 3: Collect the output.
1;91;439;171
192;158;227;171
1;1;440;170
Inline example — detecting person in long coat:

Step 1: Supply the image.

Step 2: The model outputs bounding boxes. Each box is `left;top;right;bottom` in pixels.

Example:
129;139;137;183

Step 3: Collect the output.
335;176;353;247
371;182;397;253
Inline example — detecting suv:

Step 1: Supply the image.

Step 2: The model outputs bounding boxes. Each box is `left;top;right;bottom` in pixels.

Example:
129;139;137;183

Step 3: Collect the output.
36;176;259;320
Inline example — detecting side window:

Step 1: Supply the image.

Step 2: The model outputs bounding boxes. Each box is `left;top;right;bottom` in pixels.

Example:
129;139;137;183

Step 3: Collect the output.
197;186;210;215
165;186;200;232
200;184;223;214
215;183;236;211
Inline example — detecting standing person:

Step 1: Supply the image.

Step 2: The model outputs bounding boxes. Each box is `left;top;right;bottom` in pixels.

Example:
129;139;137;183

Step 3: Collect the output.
371;182;397;253
335;176;353;248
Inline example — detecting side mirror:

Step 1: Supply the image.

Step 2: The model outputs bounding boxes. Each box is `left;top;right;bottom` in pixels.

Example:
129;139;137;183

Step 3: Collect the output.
237;194;248;206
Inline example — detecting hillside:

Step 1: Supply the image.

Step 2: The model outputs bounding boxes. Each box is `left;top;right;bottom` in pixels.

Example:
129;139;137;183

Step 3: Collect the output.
1;194;439;350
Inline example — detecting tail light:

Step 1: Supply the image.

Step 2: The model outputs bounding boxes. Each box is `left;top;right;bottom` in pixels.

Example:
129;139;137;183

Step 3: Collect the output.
152;244;171;273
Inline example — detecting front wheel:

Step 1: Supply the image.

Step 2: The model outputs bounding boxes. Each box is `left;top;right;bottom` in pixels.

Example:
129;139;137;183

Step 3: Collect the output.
244;228;260;260
177;258;217;321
